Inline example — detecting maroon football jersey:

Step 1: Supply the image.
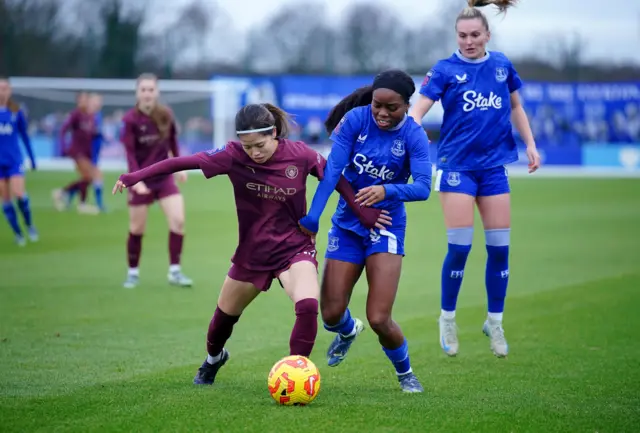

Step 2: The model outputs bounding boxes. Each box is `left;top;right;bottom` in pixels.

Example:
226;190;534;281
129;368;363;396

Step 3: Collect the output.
121;108;179;189
61;109;95;155
196;139;325;271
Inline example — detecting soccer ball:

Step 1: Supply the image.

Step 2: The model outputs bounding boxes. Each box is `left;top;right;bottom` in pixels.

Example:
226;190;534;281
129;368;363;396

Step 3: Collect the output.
267;355;321;405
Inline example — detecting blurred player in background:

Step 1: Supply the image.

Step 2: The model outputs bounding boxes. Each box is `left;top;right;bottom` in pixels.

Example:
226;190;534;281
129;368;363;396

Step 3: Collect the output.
299;70;432;393
0;77;38;245
409;0;541;358
88;92;106;212
112;102;389;386
120;73;192;289
53;91;100;214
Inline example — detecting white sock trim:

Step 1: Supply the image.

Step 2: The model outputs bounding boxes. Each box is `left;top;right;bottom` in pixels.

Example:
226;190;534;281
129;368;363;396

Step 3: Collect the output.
488;312;504;322
206;350;224;365
441;310;455;319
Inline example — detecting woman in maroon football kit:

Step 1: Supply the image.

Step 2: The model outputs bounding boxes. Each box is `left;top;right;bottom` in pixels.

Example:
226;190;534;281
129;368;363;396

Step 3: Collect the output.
52;91;100;214
120;73;192;289
112;103;391;386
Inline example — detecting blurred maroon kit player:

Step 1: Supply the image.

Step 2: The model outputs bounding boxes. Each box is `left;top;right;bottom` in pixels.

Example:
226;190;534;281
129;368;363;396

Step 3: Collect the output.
120;73;192;290
53;92;99;213
114;102;389;386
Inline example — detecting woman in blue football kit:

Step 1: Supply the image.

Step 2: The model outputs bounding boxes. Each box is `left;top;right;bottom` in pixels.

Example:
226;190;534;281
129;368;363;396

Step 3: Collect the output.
0;77;38;246
299;70;432;393
409;0;541;358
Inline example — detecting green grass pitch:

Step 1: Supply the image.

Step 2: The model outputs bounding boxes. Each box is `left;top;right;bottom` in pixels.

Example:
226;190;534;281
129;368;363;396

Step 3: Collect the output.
1;172;639;432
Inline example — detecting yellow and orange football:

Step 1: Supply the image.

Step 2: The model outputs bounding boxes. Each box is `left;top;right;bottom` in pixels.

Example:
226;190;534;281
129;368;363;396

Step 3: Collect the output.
267;355;321;406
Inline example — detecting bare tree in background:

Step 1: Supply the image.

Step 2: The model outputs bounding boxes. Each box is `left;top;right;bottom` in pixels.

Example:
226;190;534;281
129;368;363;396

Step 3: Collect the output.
96;0;146;78
402;26;443;74
340;4;405;73
243;3;335;73
545;32;585;80
0;0;86;76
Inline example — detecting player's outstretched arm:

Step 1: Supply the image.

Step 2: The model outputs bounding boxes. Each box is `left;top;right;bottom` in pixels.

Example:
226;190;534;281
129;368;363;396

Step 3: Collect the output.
113;155;201;194
384;129;432;202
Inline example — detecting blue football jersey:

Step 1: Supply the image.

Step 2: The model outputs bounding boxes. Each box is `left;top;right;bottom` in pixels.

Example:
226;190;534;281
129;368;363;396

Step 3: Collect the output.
420;50;522;171
306;105;431;238
0;108;33;167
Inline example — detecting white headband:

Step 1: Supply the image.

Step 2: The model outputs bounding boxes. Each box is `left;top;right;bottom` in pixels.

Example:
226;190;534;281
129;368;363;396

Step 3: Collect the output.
235;125;274;134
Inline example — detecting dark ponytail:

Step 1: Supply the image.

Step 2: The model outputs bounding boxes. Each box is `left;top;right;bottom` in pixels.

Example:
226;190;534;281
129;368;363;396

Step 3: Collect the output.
324;86;373;134
235;103;294;138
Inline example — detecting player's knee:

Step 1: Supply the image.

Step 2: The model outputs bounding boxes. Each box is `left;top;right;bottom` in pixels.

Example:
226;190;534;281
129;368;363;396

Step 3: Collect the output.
169;215;185;233
129;219;146;235
366;312;393;336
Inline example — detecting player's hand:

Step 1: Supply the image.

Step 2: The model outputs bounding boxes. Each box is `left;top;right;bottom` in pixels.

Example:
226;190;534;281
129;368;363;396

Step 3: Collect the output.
526;145;541;173
355;185;386;207
112;179;127;195
375;209;392;230
358;207;392;230
174;171;187;183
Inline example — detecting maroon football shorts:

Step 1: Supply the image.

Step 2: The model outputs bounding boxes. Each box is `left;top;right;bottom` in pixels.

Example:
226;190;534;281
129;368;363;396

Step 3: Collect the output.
228;246;318;291
128;176;180;206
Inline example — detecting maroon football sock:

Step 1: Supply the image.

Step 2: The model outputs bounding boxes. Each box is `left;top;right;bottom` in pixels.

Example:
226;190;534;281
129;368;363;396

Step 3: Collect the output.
289;298;318;357
64;180;84;193
78;181;89;203
207;306;240;357
169;231;183;266
127;233;143;268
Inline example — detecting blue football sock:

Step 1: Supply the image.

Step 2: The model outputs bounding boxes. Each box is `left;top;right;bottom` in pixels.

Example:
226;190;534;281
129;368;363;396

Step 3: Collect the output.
382;339;412;375
16;195;33;228
2;201;22;236
93;181;104;209
441;227;473;313
323;308;356;337
485;229;511;316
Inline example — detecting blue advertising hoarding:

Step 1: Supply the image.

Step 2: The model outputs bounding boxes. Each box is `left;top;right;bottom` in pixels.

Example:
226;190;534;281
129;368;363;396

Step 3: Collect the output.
519;82;640;148
582;144;640;170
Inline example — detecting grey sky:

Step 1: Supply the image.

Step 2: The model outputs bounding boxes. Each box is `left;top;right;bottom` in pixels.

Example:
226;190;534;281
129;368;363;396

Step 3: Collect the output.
208;0;639;64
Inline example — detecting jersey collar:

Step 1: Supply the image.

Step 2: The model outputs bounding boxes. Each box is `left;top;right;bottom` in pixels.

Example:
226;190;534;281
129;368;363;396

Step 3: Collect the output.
454;50;490;64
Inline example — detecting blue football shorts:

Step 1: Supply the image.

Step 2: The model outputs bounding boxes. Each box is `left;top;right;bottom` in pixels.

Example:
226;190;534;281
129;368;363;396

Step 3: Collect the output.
434;165;510;197
324;224;405;266
0;163;24;180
